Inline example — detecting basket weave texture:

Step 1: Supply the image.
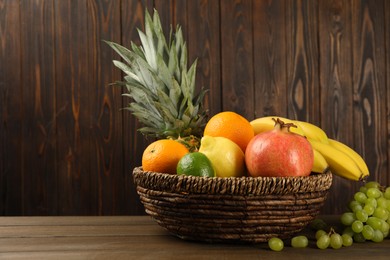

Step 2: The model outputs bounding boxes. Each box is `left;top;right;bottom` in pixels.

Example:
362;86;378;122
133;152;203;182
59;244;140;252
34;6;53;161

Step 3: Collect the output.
133;166;333;243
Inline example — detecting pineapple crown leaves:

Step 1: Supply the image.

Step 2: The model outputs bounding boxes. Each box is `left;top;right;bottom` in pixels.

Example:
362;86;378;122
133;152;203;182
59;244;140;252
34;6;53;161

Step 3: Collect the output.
105;8;208;139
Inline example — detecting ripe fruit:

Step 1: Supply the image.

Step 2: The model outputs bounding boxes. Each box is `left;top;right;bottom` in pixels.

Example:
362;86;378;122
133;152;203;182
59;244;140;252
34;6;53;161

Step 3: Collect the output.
341;234;353;246
291;236;309;248
199;136;245;178
142;139;189;174
204;111;254;152
309;139;364;181
250;116;305;136
328;138;369;178
268;237;284;251
311;148;329;174
329;233;343;249
176;152;216;177
245;118;314;177
316;234;330;249
340;181;390;243
295;120;329;144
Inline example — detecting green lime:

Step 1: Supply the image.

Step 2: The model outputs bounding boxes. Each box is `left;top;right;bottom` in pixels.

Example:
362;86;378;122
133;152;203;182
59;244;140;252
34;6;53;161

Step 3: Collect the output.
176;152;216;177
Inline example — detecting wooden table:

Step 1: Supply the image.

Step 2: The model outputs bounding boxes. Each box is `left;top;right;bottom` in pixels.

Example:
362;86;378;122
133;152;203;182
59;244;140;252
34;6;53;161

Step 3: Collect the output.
0;215;389;259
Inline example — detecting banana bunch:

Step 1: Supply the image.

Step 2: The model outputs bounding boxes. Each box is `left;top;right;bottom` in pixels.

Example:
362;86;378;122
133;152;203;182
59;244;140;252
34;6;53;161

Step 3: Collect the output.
250;116;369;181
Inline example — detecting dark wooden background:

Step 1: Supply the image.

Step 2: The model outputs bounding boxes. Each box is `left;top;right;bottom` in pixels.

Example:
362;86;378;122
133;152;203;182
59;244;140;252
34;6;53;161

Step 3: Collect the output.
1;0;389;216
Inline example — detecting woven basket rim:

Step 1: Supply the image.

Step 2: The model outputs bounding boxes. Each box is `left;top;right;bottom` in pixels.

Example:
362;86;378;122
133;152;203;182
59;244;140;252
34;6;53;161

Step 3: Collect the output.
132;166;333;196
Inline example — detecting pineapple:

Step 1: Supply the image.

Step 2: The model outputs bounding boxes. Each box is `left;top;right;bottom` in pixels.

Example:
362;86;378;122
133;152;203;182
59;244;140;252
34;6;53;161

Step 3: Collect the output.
105;9;208;150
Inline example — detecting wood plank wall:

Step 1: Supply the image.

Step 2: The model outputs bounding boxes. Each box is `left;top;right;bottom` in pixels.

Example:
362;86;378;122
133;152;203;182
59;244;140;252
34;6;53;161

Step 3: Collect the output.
1;0;389;216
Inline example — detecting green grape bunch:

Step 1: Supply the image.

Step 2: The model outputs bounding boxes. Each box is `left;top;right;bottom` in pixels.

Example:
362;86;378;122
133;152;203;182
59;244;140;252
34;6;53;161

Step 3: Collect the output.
340;181;390;243
267;181;389;252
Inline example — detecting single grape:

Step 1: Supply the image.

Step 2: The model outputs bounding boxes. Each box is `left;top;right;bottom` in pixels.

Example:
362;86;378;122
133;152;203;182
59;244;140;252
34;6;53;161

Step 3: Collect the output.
330;233;343;249
291;235;308;248
382;220;389;231
362;225;374;240
349;200;362;212
363;204;375;216
341;212;355;226
341;234;353;247
379;219;389;234
373;207;389;220
365;181;380;189
316;235;330;249
381;221;390;237
384;187;390;200
349;200;361;208
315;230;327;240
268;237;284;251
376;197;388;208
367;188;382;199
359;186;368;194
353;232;366;243
352;220;364;233
354;192;367;204
351;204;363;213
367;217;383;230
355;210;368;222
366;197;378;208
372;229;384;243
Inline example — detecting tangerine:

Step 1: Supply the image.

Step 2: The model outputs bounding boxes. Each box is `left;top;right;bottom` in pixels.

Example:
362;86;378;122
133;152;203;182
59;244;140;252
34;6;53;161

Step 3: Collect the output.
142;139;189;174
203;111;254;152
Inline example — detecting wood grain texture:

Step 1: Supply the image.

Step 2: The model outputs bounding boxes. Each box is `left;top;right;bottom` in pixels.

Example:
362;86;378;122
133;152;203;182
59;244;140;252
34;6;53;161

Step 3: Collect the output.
351;0;387;184
220;0;254;118
120;0;152;215
1;0;390;216
319;0;353;143
386;0;390;187
0;0;23;215
1;216;390;259
186;0;221;116
286;0;320;123
19;0;57;215
54;0;90;215
85;0;124;215
318;0;357;214
252;0;288;118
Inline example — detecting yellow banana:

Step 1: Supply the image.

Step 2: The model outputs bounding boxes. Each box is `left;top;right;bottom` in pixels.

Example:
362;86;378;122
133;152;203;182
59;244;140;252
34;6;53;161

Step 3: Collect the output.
250;116;305;136
251;117;330;145
308;139;364;181
328;138;369;178
295;120;329;144
311;148;330;174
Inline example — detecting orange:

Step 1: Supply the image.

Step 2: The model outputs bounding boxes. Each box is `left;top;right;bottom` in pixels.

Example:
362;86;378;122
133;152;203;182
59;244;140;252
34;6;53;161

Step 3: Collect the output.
203;111;254;152
142;139;189;174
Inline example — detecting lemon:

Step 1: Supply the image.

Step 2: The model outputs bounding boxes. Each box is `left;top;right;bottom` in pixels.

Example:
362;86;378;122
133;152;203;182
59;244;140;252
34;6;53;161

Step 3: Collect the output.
199;136;245;178
176;152;216;177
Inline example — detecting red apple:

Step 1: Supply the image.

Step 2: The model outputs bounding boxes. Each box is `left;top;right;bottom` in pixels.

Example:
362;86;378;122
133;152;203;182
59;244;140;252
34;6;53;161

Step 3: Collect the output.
245;118;313;177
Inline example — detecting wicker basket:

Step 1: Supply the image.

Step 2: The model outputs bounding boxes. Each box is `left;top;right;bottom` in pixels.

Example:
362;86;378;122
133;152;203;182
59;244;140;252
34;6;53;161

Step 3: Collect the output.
133;166;333;243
